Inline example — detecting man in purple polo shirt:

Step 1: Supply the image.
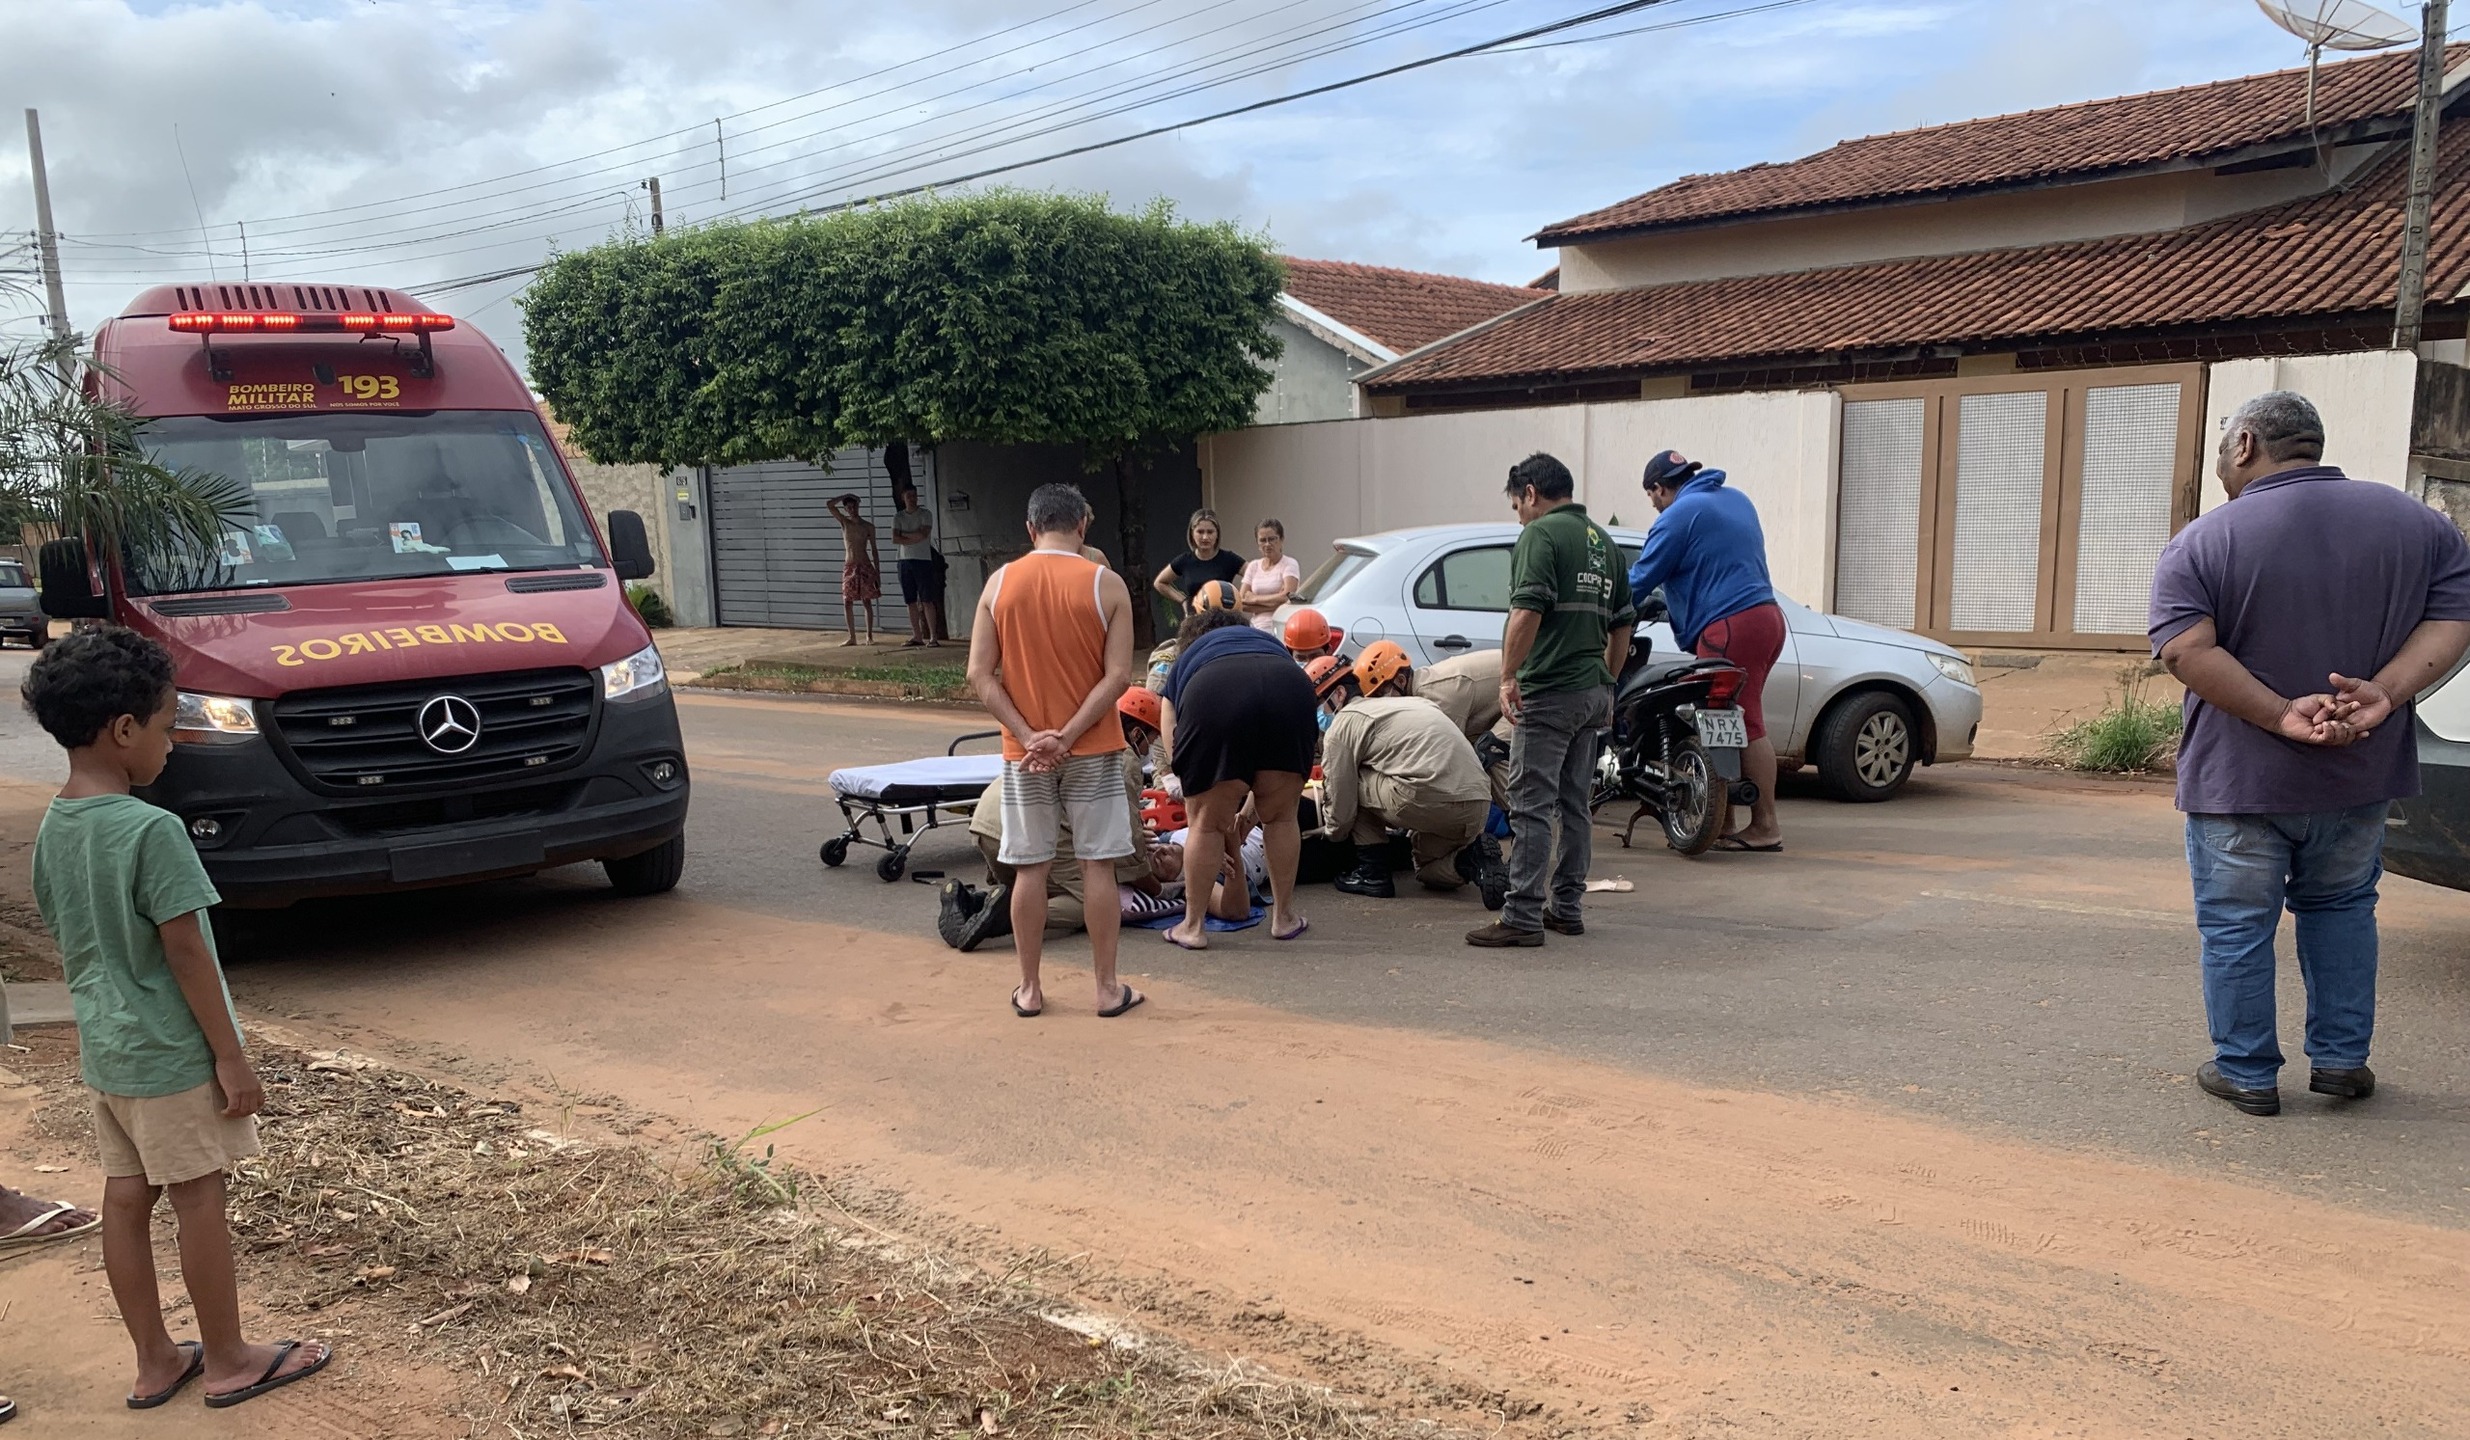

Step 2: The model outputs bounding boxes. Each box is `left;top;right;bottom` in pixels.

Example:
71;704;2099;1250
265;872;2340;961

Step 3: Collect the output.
2151;390;2470;1118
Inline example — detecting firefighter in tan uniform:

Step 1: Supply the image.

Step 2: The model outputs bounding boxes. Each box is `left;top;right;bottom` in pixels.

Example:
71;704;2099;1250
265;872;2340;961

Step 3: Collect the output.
1319;680;1506;909
1354;642;1513;811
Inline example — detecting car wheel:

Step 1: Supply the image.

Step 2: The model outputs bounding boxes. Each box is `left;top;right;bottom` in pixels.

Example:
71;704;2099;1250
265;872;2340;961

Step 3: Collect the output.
603;834;686;895
1815;691;1917;802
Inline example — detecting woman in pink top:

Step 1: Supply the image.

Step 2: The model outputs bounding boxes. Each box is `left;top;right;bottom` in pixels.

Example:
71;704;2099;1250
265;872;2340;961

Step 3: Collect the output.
1236;518;1300;632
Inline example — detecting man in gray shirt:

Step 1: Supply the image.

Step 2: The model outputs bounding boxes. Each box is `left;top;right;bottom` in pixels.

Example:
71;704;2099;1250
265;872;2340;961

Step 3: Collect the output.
2150;390;2470;1116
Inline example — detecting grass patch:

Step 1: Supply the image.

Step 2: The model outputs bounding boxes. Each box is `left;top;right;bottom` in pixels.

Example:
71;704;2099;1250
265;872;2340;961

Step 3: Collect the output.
2048;667;2183;773
698;660;973;695
17;1038;1445;1439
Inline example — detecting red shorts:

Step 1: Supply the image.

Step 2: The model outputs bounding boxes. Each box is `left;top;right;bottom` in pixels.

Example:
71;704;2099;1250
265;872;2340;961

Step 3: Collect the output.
1692;602;1785;743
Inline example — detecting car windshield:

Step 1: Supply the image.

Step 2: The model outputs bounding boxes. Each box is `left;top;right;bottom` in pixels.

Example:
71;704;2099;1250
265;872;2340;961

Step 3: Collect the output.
1296;546;1375;604
0;562;25;589
128;410;603;595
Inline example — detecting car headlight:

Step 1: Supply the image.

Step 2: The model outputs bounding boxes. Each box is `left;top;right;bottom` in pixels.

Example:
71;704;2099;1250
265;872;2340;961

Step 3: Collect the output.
1928;652;1978;688
600;643;668;702
172;691;261;744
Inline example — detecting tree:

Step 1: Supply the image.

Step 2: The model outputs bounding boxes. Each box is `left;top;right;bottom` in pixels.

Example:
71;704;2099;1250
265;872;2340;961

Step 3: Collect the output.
0;306;252;595
525;192;1286;642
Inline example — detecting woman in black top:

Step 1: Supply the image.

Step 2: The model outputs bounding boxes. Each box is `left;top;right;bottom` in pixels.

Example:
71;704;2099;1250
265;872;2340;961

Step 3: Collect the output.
1152;508;1246;613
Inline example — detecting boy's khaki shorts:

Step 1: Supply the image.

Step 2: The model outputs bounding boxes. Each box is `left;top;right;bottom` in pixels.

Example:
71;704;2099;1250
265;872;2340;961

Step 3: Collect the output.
91;1083;260;1186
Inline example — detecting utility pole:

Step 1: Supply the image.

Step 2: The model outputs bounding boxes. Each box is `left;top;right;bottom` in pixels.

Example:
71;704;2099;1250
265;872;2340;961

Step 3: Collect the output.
643;176;664;237
22;108;72;351
2393;0;2449;351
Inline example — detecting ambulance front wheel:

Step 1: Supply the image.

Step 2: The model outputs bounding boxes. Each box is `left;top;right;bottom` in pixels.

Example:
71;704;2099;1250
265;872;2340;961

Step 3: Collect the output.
605;834;686;896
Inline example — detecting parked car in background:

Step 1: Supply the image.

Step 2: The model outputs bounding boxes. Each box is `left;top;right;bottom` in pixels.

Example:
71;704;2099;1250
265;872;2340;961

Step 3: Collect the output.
1280;524;1982;801
2381;659;2470;891
0;558;45;648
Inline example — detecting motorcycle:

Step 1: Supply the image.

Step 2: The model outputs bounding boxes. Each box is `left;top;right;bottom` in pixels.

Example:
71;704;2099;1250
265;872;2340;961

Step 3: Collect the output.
1591;597;1761;854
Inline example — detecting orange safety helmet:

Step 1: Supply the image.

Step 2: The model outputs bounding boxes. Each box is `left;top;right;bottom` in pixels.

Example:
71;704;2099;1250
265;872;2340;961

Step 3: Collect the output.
1193;579;1238;612
1117;685;1163;733
1305;654;1352;698
1283;607;1333;653
1353;640;1412;696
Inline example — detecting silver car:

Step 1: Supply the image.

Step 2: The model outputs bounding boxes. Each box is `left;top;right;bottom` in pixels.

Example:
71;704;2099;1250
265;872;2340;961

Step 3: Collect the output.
1278;523;1982;801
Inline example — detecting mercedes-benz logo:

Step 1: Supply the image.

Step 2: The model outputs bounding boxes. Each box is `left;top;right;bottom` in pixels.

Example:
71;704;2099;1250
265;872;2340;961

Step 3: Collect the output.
416;694;482;754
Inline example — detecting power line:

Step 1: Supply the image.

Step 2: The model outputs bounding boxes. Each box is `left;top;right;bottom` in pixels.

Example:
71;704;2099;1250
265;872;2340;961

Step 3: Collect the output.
418;0;1716;297
65;0;1183;243
75;0;1428;256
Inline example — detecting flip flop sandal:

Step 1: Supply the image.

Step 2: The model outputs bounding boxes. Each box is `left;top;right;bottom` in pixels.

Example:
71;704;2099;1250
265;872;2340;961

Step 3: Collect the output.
128;1341;204;1410
0;1201;100;1254
1;1394;16;1424
1011;988;1042;1018
1272;916;1310;941
1712;836;1783;853
203;1340;333;1410
1099;985;1146;1018
1161;929;1205;952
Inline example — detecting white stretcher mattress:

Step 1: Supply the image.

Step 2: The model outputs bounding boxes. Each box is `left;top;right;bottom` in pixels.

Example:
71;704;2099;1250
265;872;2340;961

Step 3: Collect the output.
829;754;1003;805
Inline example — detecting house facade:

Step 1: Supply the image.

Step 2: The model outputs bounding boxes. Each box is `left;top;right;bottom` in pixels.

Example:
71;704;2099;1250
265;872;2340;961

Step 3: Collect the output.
1204;48;2470;652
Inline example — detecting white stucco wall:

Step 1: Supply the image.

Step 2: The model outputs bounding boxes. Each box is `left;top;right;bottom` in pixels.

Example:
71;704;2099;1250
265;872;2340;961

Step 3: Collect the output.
2201;350;2420;510
1202;388;1839;606
1253;316;1369;426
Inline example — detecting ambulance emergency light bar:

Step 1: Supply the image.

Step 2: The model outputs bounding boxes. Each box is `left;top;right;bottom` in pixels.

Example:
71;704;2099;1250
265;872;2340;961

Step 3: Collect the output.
168;311;456;333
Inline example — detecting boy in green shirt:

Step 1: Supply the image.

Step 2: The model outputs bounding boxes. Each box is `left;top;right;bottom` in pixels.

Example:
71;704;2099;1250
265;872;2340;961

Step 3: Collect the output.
24;626;331;1411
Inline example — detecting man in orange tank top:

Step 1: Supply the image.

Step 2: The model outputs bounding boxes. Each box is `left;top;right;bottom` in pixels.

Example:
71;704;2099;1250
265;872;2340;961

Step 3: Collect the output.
966;484;1142;1018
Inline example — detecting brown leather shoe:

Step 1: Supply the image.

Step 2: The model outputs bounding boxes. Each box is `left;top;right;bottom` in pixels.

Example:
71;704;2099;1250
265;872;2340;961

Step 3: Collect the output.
1541;914;1584;936
1465;921;1544;948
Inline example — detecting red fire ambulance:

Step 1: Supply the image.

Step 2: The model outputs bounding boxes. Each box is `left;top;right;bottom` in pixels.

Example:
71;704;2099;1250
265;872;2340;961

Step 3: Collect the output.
42;281;689;907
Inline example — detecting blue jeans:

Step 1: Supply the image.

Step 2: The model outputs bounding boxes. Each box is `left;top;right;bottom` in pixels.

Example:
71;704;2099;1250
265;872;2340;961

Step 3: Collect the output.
2184;804;2386;1089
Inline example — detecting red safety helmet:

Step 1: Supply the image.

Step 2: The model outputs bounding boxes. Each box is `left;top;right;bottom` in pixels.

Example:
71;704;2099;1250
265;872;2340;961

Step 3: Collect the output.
1118;685;1163;733
1284;607;1333;652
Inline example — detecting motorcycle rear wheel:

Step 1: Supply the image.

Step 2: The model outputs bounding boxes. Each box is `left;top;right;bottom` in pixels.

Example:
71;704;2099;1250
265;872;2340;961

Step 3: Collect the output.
1662;737;1731;855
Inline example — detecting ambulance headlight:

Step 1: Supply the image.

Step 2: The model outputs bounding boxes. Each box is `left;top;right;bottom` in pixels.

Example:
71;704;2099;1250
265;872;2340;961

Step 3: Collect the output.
600;644;668;702
172;691;261;744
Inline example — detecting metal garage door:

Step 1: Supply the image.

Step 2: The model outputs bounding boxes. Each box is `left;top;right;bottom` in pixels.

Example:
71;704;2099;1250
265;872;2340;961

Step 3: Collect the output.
707;448;917;630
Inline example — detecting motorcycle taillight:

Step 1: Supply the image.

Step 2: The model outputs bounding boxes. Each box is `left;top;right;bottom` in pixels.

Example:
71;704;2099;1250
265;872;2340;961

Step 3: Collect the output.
1704;665;1746;707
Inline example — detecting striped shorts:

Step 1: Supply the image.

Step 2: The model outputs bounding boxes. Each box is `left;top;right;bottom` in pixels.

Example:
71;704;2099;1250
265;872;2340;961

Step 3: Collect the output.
998;752;1135;867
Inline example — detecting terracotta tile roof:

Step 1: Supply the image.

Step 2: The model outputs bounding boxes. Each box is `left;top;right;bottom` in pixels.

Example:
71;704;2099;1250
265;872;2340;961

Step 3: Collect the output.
1279;256;1548;355
1369;121;2470;393
1536;47;2459;244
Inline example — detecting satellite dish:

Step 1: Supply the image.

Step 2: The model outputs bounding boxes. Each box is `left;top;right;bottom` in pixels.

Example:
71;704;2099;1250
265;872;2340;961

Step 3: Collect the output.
2255;0;2422;127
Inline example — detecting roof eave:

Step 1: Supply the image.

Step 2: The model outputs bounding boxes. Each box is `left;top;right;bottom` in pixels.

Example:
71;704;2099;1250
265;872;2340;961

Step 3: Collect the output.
1354;294;1559;386
1529;57;2470;249
1274;293;1399;366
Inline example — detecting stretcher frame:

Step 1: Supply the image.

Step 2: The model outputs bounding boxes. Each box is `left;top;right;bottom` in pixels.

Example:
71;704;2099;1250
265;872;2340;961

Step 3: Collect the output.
820;730;1003;882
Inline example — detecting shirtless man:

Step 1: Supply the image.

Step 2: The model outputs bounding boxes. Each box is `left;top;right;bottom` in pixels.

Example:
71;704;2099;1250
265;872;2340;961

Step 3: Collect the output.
825;494;882;646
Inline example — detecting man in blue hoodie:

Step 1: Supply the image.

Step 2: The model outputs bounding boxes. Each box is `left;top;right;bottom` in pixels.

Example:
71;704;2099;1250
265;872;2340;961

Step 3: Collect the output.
1628;450;1786;851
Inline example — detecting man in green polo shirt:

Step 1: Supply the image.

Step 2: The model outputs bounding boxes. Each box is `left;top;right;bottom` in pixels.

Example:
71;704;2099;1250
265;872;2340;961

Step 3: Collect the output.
1469;453;1635;947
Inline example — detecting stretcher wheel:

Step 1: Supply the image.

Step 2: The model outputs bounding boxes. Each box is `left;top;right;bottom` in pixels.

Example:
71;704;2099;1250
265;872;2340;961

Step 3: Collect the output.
876;851;906;883
820;837;850;867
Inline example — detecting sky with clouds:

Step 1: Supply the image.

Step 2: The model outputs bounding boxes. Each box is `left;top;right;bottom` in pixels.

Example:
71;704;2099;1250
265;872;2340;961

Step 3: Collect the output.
0;0;2410;374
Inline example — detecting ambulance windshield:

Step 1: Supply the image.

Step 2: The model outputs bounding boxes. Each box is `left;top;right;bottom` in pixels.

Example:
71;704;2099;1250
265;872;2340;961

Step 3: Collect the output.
128;410;604;595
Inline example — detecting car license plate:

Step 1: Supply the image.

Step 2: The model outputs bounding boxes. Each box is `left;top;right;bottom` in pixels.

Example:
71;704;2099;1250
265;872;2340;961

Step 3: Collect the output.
1694;709;1748;749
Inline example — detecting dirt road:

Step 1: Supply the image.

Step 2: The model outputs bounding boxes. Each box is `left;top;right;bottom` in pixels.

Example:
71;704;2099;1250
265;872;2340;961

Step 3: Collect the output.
3;673;2467;1436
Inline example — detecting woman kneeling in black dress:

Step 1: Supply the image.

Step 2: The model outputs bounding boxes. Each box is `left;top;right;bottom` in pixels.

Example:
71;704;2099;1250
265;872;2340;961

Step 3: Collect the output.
1158;607;1319;946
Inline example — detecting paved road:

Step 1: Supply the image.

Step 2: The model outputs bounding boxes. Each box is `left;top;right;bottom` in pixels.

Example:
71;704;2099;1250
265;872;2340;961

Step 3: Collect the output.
0;653;2462;1216
2;651;2465;1434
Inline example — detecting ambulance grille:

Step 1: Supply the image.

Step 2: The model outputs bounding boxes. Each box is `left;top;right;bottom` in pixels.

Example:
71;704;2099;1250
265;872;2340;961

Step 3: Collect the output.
268;667;597;791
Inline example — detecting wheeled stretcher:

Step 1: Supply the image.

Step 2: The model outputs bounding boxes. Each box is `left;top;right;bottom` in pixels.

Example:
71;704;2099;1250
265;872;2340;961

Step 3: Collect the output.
821;730;1003;881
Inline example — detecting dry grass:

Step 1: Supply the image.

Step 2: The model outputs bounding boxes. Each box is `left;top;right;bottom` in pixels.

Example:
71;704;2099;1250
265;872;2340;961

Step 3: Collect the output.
22;1039;1438;1439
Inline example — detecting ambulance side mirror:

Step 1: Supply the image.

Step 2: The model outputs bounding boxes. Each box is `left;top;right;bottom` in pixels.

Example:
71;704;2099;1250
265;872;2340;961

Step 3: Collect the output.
38;538;108;619
606;511;655;582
